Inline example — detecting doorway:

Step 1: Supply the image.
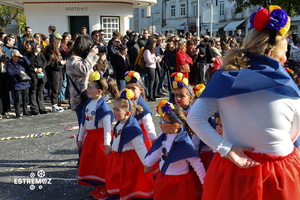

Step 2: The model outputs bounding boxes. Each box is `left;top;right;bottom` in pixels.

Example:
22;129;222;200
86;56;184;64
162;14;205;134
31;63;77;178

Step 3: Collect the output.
69;16;89;37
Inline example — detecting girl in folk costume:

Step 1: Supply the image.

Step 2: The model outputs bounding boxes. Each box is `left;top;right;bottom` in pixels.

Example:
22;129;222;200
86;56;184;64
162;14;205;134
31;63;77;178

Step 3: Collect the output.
106;88;154;200
124;70;157;149
77;71;115;200
171;74;212;198
191;83;215;171
144;100;206;200
187;6;300;200
170;72;193;114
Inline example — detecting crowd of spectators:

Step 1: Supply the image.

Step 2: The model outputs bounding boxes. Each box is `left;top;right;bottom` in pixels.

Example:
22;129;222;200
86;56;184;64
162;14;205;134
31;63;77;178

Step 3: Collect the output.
0;25;299;119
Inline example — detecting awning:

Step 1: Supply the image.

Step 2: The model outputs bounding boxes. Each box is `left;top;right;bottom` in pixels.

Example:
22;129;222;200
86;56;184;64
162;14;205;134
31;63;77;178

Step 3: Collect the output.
176;26;185;30
224;19;245;31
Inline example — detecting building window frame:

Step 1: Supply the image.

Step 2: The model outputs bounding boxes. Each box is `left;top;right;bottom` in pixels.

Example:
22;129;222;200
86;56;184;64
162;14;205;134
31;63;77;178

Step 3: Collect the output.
141;9;145;18
180;3;186;17
220;2;225;15
171;5;176;17
100;16;120;41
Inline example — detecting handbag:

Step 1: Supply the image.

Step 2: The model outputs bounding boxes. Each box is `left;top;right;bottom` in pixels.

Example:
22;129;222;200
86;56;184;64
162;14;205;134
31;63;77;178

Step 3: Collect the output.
213;56;223;71
0;62;6;73
68;75;89;104
37;71;44;79
19;73;31;81
179;64;190;73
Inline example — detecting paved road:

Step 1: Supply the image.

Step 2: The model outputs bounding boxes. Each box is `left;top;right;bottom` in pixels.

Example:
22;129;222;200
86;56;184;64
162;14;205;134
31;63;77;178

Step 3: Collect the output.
0;99;163;200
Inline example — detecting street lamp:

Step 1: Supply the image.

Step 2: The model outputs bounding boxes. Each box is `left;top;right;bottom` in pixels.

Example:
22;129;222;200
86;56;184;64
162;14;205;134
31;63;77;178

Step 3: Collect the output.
210;2;213;38
197;0;200;36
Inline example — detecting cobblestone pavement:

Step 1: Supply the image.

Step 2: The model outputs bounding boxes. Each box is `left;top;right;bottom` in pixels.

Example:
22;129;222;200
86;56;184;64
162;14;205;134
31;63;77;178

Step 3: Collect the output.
0;98;163;200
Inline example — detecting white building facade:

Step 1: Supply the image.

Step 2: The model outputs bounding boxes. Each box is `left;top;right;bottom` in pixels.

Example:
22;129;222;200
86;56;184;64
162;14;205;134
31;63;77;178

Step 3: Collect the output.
131;0;300;36
0;0;157;39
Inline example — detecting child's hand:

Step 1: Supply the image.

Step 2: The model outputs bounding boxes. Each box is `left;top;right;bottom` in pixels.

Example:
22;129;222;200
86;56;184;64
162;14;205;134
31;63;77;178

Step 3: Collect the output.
104;145;112;155
144;165;152;173
77;141;83;150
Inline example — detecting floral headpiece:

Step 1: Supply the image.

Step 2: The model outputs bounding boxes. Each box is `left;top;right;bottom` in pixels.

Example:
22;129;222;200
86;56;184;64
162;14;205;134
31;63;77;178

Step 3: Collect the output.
170;72;192;95
193;84;206;98
156;100;182;124
250;5;290;38
120;88;135;111
120;88;134;100
124;71;141;84
89;71;103;82
284;67;294;75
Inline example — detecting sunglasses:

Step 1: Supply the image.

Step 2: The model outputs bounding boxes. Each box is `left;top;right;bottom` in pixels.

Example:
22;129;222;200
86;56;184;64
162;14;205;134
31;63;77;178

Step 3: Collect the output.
160;118;174;124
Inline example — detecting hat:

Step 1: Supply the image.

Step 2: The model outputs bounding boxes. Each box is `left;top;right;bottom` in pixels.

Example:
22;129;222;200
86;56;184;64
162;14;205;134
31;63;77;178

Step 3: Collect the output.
53;32;62;39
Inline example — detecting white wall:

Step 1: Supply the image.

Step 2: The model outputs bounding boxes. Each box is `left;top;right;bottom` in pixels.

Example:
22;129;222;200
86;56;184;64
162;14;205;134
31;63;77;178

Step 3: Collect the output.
24;2;133;35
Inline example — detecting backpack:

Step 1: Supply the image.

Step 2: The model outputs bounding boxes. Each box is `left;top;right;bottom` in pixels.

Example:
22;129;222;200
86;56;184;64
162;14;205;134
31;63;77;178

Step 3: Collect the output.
134;46;146;69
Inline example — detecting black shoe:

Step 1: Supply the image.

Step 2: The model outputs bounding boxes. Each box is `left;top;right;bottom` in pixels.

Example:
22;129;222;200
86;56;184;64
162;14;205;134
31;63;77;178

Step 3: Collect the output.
148;98;156;102
31;111;39;115
155;94;162;98
23;112;32;116
39;110;48;114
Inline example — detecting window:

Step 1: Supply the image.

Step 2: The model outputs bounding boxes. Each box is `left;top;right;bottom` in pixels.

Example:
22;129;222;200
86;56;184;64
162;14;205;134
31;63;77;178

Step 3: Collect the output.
171;5;176;17
220;3;225;15
180;4;186;16
101;17;119;40
141;9;145;18
193;5;197;16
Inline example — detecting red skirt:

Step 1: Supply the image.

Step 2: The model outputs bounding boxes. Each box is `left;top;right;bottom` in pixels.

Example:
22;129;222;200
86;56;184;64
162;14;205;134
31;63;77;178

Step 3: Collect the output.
203;148;300;200
78;128;109;186
140;123;159;178
154;171;198;200
140;123;152;150
199;151;214;171
106;150;154;200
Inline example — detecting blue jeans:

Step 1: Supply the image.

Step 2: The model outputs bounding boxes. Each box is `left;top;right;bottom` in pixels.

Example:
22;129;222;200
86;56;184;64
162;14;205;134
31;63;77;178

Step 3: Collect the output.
58;72;67;102
118;79;126;91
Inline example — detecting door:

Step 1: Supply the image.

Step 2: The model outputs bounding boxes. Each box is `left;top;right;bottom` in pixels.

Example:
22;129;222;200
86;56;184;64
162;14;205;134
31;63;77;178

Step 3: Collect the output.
69;16;89;37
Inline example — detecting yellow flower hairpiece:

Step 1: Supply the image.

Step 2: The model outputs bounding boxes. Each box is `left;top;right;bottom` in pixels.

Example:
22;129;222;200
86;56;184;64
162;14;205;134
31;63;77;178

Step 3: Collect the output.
89;71;102;82
193;84;206;97
120;88;135;100
156;99;175;117
124;70;141;83
170;72;188;89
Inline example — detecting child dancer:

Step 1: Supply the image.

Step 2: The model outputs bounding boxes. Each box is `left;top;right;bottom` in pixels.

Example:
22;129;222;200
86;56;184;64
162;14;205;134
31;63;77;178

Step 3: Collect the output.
144;100;206;200
125;70;157;149
106;88;154;200
77;71;115;200
170;72;193;114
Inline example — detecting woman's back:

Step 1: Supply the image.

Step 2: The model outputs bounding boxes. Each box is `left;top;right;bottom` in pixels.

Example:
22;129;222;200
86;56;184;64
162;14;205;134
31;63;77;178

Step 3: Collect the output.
219;90;300;156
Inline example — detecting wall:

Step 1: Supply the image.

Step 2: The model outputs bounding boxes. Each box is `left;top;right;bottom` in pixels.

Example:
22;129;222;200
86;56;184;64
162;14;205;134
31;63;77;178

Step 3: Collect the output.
24;2;133;35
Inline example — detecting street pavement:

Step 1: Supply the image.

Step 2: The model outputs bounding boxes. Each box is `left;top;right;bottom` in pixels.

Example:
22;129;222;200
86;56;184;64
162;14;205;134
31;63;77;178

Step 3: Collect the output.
0;98;164;200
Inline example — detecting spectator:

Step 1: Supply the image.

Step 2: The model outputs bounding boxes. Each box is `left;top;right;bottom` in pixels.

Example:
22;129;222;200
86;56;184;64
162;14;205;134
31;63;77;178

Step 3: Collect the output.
126;31;140;69
45;32;65;112
65;35;99;125
0;45;10;119
2;35;18;59
143;38;159;101
137;29;149;48
48;25;56;44
24;40;48;115
18;27;33;53
6;50;31;118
